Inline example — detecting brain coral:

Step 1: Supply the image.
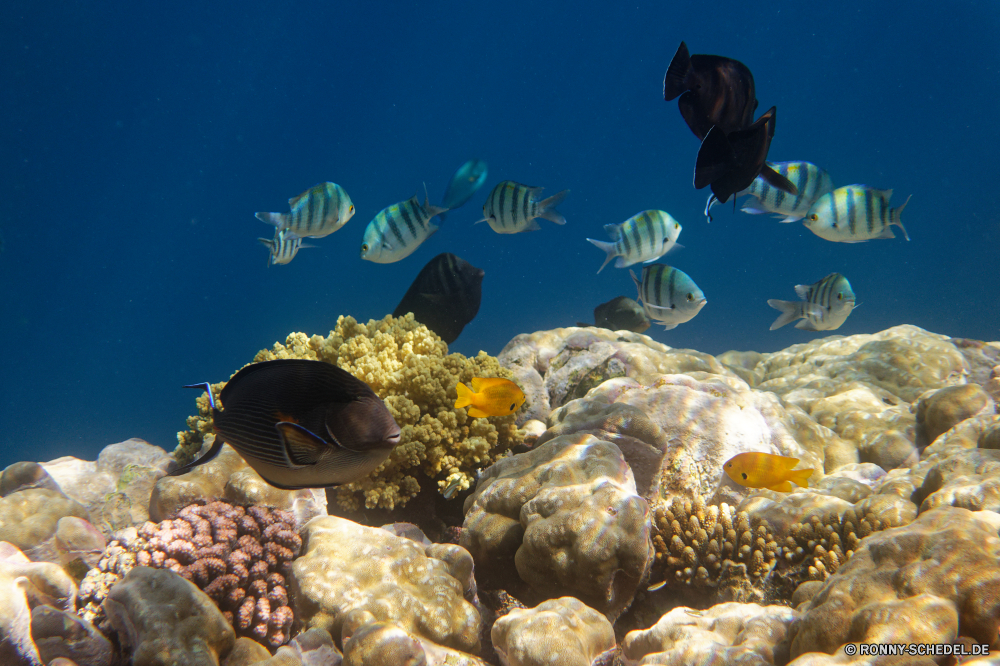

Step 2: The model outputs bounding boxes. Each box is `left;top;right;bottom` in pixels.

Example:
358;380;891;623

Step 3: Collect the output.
175;313;524;510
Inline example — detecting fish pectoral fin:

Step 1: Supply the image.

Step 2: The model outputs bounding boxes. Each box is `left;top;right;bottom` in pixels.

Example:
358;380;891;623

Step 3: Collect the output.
275;422;330;467
167;437;224;476
765;480;793;492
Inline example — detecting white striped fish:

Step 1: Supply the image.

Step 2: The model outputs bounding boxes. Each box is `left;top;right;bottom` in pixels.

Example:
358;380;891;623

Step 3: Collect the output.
478;181;569;234
804;185;911;243
587;210;682;273
768;273;855;331
704;162;833;223
256;182;355;239
360;190;447;264
629;264;707;330
258;228;314;266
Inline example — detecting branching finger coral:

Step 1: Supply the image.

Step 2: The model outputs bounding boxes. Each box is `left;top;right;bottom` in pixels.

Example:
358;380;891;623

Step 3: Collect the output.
174;314;525;510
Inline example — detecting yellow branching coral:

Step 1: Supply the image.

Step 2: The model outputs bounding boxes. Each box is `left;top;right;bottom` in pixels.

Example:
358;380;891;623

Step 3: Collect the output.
174;314;524;511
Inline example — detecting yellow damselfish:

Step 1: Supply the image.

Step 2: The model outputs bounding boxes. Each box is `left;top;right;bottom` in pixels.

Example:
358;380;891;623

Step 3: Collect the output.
454;377;525;418
723;452;813;493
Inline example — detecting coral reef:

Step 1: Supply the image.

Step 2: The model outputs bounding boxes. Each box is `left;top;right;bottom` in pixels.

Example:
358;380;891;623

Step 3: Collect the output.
0;489;90;560
175;313;525;510
31;605;114;666
103;566;235;666
78;500;300;648
785;506;1000;657
461;433;653;620
914;383;995;449
290;516;482;656
621;603;797;665
491;597;616;666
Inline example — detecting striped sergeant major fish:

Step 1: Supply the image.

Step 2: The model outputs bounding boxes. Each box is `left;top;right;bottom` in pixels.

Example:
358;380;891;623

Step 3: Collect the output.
767;272;856;331
804;185;911;243
258;228;314;266
587;210;683;273
360;188;447;264
478;180;569;234
704;161;834;223
256;182;355;239
629;263;706;330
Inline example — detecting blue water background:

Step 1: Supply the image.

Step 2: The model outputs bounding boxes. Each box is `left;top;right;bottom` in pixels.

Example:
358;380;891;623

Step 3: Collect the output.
2;2;998;467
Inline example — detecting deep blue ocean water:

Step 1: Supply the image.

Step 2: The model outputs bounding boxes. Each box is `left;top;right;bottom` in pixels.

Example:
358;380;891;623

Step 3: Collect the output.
2;2;998;468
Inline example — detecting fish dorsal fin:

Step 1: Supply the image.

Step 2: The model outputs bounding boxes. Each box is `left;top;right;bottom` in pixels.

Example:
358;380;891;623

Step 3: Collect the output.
794;284;812;300
603;223;622;241
275;422;329;467
288;188;315;210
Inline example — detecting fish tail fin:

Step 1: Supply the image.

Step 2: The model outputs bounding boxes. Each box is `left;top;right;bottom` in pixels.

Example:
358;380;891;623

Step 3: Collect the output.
787;467;814;488
255;211;285;228
183;382;218;411
767;299;802;330
663;41;691;101
630;269;642;302
438;211;448;223
586;238;617;273
893;195;911;241
536;190;569;225
423;183;449;219
454;381;474;408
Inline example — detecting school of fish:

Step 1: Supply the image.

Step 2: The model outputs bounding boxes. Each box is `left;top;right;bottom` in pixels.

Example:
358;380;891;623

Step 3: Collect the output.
203;43;916;492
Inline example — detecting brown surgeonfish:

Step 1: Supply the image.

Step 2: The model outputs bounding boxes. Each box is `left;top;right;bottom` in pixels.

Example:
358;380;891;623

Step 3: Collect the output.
663;41;796;203
392;252;484;344
170;359;401;489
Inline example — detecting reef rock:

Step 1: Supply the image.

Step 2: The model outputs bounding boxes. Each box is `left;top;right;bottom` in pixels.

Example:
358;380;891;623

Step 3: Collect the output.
103;565;236;666
41;438;174;536
498;326;735;424
785;506;1000;657
461;433;653;620
914;383;996;449
0;543;44;666
491;597;615;666
31;605;113;666
290;516;481;656
0;488;90;563
622;603;797;665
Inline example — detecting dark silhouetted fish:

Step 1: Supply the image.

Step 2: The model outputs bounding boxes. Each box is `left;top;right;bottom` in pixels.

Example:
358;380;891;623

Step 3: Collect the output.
392;252;484;344
171;359;401;489
593;296;650;333
663;41;796;203
440;160;488;222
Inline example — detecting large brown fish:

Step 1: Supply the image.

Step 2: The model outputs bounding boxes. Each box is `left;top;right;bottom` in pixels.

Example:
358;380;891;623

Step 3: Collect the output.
663;41;796;203
171;359;401;489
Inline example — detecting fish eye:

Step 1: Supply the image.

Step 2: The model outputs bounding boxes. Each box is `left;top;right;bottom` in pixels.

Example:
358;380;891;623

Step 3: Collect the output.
349;205;355;212
686;293;694;301
361;243;369;253
837;292;843;300
809;214;818;221
674;222;679;229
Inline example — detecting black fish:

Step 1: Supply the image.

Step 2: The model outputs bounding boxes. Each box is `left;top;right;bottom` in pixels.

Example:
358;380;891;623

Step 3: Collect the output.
392;253;484;344
170;359;401;489
664;41;796;203
593;296;650;333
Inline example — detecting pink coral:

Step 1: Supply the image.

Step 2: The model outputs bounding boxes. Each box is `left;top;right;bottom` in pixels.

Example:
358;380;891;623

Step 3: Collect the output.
78;499;301;648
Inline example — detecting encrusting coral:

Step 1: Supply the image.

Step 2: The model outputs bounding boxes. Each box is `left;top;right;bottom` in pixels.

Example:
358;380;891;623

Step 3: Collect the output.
78;500;300;648
175;313;525;510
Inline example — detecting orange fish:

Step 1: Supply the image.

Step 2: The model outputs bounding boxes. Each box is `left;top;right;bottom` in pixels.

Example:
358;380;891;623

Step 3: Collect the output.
723;452;813;492
454;377;525;418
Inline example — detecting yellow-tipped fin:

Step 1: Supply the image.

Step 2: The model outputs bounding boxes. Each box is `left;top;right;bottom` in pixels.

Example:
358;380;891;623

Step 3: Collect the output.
454;382;474;408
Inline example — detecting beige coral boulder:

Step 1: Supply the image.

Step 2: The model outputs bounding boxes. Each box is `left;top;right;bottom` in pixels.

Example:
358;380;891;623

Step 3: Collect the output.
290;516;481;655
622;603;797;665
0;488;90;561
914;383;995;449
461;434;653;620
785;506;1000;657
491;597;615;666
103;566;235;666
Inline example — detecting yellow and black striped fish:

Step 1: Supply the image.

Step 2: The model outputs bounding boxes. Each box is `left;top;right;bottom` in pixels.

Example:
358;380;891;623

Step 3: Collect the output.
258;228;314;266
478;180;569;234
767;272;855;331
256;182;355;239
360;189;447;264
804;185;910;243
587;210;682;273
630;263;707;330
705;161;834;223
